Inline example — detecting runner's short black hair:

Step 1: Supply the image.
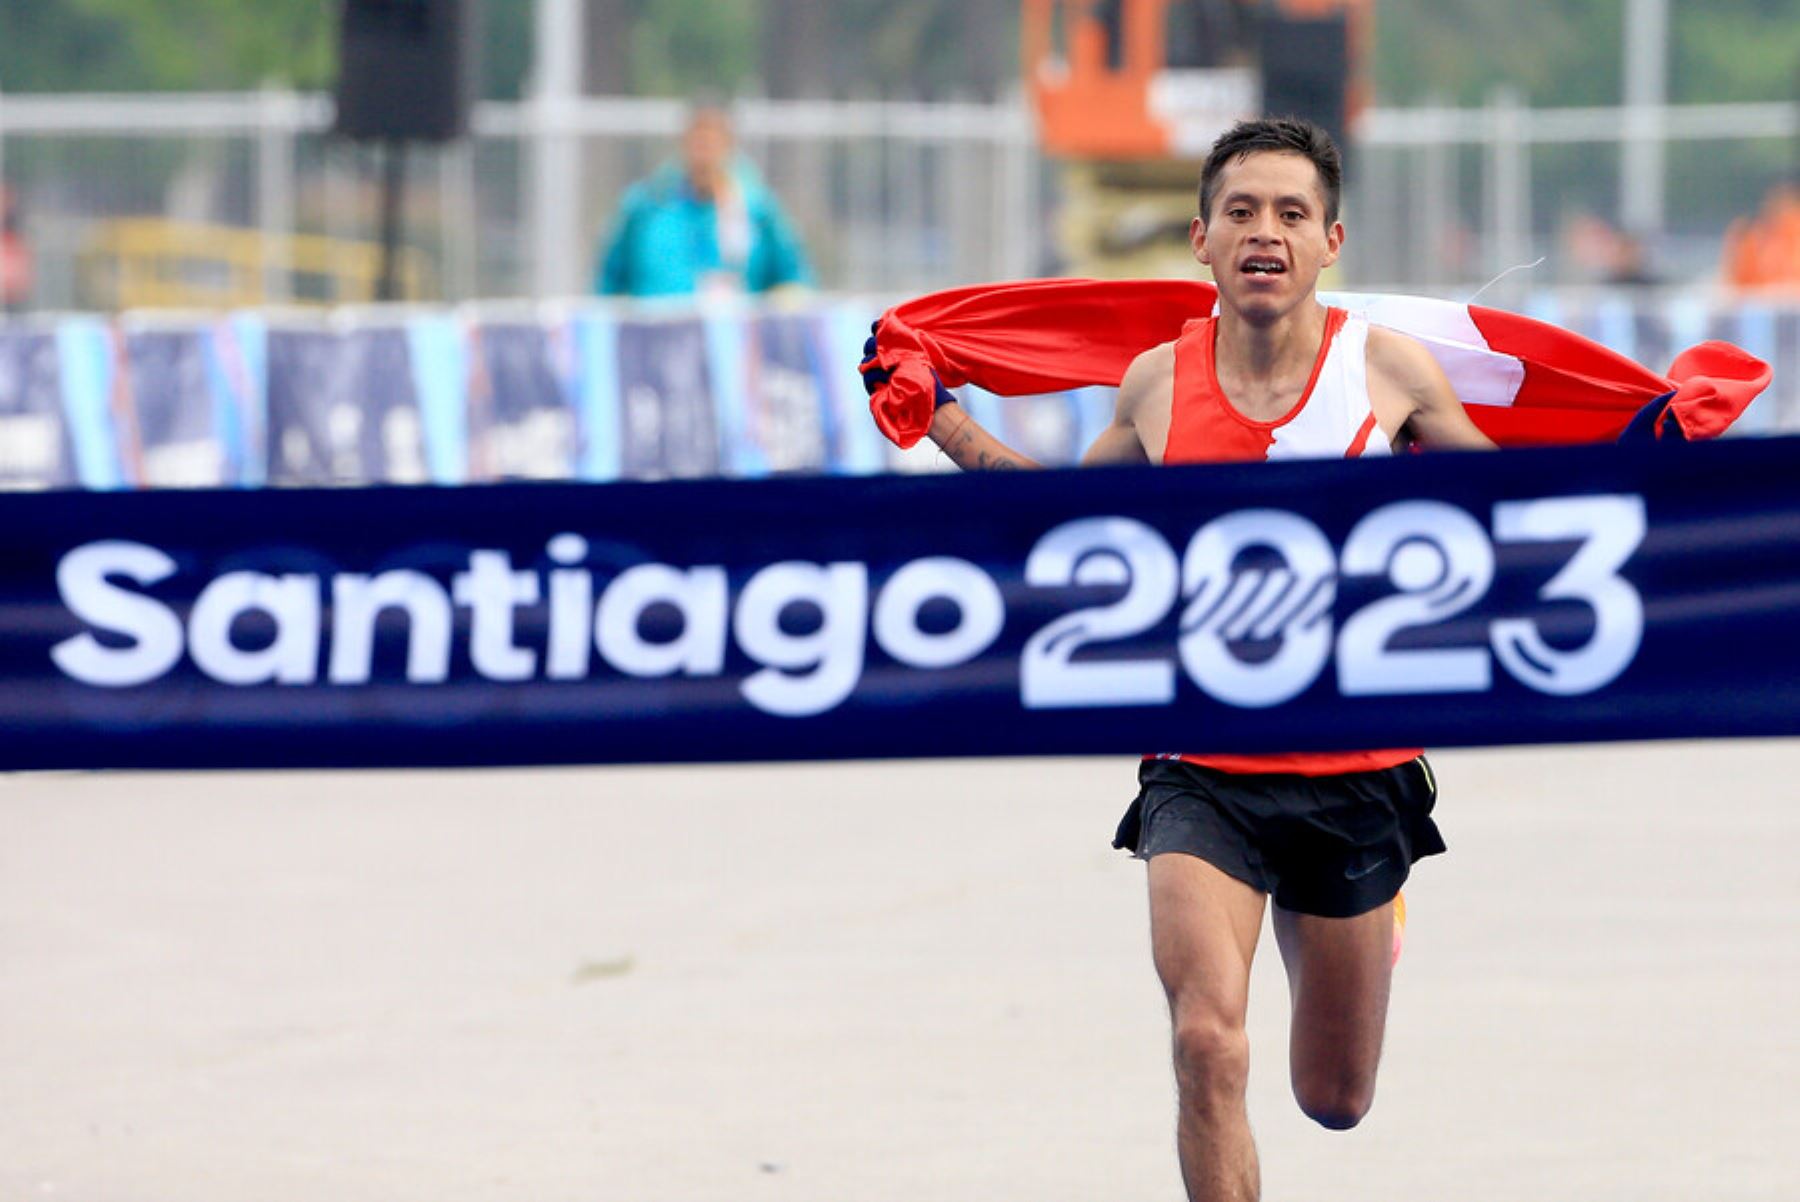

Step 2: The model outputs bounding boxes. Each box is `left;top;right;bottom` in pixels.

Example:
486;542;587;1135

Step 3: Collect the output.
1198;116;1343;227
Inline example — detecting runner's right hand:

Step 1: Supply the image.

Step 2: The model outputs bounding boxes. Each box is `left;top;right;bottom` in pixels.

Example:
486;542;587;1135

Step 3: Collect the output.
860;322;957;408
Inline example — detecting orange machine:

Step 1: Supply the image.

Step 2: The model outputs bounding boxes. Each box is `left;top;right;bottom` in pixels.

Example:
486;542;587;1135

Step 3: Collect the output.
1024;0;1371;161
1022;0;1371;276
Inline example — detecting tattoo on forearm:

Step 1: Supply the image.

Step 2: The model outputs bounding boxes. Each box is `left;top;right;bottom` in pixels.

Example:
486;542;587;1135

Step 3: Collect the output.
938;415;1031;471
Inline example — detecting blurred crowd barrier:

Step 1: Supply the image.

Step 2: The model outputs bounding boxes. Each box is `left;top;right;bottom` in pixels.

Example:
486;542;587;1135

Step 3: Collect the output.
0;296;1120;489
1;291;1795;491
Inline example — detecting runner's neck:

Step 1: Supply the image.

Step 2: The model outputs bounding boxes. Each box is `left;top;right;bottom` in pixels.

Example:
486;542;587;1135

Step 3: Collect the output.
1215;301;1331;384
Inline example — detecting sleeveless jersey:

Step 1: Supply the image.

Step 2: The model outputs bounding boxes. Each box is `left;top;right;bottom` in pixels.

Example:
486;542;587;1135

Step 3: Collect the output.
1159;307;1420;777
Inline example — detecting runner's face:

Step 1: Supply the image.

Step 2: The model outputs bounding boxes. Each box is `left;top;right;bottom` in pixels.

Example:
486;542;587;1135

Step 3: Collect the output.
1191;151;1343;323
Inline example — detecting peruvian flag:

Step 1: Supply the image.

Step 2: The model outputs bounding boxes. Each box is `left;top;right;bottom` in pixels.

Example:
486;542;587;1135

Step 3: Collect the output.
862;279;1771;450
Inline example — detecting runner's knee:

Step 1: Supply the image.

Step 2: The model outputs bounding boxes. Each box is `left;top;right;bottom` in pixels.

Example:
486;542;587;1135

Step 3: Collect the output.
1170;1014;1250;1102
1292;1072;1375;1130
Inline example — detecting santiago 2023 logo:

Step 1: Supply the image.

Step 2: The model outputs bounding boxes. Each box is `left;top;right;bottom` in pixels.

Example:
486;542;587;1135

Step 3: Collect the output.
48;494;1646;716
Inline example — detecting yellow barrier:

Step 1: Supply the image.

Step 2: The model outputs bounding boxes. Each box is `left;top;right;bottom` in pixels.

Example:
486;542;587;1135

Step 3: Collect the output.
78;219;432;310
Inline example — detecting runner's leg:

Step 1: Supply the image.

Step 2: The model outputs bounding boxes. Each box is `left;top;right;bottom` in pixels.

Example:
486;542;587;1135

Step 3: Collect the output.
1148;853;1268;1202
1270;899;1396;1129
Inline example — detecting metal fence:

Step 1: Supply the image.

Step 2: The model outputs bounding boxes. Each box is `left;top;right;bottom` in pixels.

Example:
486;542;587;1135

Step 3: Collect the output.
1350;95;1800;304
0;92;1045;307
0;90;1794;308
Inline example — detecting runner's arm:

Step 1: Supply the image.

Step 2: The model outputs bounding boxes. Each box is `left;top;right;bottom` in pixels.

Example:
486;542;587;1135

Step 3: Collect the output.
884;334;1156;470
859;322;1040;469
1081;346;1164;466
1368;327;1496;450
929;403;1041;470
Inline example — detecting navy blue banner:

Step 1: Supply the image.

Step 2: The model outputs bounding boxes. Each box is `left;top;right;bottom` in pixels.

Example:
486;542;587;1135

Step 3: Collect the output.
2;436;1797;770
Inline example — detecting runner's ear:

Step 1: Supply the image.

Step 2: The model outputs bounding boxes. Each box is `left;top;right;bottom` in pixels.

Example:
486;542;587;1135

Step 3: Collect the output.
1322;220;1345;267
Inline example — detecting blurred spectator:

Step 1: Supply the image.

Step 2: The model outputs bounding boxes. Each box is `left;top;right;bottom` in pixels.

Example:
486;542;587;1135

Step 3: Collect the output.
1722;182;1800;291
1167;0;1259;69
0;187;32;312
594;102;814;300
1561;212;1659;287
1604;232;1658;287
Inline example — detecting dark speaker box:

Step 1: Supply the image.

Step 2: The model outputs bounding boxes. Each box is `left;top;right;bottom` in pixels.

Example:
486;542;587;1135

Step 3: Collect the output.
1256;12;1350;156
334;0;475;142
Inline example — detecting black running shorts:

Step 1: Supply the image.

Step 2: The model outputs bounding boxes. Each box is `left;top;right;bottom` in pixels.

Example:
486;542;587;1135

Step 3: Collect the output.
1113;756;1446;919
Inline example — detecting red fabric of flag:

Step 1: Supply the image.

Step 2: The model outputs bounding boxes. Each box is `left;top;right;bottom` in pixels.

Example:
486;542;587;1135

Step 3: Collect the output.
866;279;1770;449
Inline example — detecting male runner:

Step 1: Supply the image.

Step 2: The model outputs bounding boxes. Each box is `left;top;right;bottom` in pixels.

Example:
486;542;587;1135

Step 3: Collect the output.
868;117;1494;1202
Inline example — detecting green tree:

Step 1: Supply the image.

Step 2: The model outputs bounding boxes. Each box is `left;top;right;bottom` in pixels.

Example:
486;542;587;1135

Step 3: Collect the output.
1;0;154;90
812;0;1014;98
10;1;1791;111
64;0;333;90
1373;0;1800;108
1670;0;1800;104
1372;0;1625;107
482;0;535;99
627;0;759;95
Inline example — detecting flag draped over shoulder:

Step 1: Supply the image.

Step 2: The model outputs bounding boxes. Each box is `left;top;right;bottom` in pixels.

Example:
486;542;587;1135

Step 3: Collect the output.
862;279;1771;450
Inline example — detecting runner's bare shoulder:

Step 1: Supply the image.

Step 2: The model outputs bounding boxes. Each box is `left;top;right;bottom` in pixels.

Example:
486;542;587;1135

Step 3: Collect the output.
1365;324;1495;450
1079;342;1174;466
1082;342;1176;466
1116;341;1177;421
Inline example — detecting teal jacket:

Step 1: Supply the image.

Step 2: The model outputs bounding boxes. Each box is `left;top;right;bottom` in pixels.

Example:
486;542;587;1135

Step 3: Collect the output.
595;160;815;298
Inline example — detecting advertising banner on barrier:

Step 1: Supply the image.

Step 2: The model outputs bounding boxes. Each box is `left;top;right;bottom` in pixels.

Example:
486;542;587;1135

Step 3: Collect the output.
268;321;437;487
5;298;1797;490
2;436;1797;770
466;319;578;482
0;326;80;488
